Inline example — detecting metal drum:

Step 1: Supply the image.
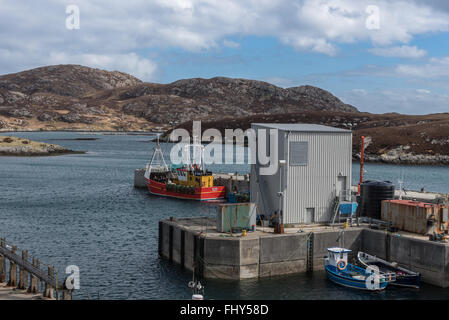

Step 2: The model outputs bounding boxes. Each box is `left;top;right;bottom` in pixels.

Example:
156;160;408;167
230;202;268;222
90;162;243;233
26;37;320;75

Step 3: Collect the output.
360;180;395;219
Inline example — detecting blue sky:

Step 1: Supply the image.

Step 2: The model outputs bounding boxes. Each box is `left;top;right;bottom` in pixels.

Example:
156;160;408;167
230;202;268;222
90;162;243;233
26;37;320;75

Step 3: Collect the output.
1;0;449;114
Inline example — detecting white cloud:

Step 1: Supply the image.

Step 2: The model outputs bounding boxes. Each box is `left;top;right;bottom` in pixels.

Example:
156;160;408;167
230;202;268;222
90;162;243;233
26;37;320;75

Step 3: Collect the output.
395;57;449;78
352;89;367;95
222;40;240;48
368;45;427;59
0;0;449;78
342;88;449;114
281;35;338;56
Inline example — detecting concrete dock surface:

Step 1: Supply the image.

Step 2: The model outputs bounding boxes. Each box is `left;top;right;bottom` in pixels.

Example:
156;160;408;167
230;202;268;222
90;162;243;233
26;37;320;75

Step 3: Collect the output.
170;217;433;242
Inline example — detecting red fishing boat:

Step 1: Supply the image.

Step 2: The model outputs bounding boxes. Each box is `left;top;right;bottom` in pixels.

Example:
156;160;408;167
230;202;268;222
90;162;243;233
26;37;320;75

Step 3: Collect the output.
144;142;226;201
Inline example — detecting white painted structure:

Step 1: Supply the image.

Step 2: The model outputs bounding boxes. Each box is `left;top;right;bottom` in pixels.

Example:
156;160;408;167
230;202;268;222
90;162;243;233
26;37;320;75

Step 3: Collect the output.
250;123;352;224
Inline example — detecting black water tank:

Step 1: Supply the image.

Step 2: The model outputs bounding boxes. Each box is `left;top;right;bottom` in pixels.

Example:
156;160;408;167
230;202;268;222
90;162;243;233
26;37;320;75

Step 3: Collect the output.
360;180;395;219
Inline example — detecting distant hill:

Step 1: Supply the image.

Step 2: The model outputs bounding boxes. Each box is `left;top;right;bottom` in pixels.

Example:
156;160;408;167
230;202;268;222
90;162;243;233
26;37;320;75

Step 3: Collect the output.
1;64;448;164
0;65;357;132
165;111;449;165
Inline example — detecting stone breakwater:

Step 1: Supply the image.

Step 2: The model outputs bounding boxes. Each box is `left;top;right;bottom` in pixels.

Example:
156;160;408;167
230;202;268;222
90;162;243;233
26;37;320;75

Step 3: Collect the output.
0;135;83;156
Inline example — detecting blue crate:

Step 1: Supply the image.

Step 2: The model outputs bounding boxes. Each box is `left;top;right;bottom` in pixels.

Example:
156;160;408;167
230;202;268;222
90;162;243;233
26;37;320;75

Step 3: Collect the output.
339;202;358;215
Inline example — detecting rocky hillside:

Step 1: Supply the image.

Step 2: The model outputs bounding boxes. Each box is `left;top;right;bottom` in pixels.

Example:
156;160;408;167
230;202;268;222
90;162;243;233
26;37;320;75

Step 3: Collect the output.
164;111;449;165
0;65;357;132
114;77;357;125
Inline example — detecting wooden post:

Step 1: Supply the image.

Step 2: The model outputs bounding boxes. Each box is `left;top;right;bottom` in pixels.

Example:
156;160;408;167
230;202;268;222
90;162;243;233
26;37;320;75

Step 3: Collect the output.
62;290;72;300
7;246;17;287
44;266;55;299
0;238;6;283
18;250;28;289
27;258;39;294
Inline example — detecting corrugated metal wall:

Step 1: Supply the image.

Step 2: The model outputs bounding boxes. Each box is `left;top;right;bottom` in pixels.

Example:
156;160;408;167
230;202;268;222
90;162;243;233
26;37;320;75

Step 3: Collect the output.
285;131;352;223
250;124;283;218
250;125;352;224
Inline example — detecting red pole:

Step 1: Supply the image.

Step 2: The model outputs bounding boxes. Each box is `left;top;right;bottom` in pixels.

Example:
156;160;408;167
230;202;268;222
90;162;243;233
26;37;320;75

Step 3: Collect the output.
358;136;365;195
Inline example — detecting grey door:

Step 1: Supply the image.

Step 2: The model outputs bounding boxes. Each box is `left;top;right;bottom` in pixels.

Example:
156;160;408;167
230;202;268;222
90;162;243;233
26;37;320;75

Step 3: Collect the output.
337;176;347;200
305;208;315;224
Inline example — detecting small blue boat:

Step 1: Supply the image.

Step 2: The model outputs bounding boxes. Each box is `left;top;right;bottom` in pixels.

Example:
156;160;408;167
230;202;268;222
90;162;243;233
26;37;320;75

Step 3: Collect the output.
324;247;392;291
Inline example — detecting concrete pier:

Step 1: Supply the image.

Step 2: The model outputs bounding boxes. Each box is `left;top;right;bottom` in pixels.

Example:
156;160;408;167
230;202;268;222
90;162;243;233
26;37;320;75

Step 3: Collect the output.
134;169;147;188
159;217;449;287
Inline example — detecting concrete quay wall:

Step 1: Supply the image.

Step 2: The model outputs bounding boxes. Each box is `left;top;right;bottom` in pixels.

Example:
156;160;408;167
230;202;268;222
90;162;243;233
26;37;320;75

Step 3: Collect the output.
159;219;449;287
361;229;449;287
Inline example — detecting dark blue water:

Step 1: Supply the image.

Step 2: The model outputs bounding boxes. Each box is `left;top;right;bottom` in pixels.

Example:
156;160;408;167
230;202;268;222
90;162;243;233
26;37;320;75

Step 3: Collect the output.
1;132;448;300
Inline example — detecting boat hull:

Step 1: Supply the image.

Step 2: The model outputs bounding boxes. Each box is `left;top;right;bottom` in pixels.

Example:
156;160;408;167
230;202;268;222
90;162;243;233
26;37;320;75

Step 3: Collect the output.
145;178;226;201
392;275;421;289
357;252;421;289
325;265;388;291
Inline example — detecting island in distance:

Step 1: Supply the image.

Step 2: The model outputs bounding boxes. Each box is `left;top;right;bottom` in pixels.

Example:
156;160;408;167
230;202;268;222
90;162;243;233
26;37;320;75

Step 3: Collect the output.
0;135;84;156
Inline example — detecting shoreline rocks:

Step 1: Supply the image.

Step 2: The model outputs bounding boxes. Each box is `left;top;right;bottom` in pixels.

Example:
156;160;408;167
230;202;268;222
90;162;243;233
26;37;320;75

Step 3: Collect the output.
354;146;449;165
0;135;84;156
360;153;449;165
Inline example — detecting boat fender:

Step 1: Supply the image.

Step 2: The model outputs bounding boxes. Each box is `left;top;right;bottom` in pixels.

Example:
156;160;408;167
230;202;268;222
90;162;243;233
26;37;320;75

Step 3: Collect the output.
337;260;346;270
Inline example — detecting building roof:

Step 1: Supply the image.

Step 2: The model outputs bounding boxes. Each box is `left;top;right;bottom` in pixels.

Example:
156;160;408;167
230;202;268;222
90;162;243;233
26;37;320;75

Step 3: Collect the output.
385;199;438;208
251;123;351;133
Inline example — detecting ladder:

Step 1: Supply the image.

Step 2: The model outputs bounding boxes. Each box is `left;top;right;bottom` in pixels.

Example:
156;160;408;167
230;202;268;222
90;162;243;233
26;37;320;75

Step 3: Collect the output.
306;232;314;272
330;196;340;225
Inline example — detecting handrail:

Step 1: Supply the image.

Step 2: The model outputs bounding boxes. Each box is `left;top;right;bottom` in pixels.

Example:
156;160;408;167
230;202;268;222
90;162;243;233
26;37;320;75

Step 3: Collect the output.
0;243;66;289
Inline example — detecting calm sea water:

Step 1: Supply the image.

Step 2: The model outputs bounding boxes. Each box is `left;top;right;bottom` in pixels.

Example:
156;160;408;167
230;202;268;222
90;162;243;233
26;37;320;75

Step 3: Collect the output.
1;132;449;300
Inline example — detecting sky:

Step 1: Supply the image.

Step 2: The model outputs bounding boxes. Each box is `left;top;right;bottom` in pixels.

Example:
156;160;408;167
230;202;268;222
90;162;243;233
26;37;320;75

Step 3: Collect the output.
1;0;449;115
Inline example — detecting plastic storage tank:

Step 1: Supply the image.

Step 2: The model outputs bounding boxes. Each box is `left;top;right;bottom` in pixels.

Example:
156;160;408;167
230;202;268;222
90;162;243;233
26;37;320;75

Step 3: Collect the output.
360;180;395;219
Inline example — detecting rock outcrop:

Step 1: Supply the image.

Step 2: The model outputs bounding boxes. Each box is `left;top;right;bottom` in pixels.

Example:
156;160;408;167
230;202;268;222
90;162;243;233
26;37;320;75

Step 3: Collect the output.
0;135;83;156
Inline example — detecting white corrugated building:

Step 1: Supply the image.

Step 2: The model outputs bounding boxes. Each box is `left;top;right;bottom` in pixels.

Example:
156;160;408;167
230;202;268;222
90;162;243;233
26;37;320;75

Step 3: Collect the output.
250;123;352;224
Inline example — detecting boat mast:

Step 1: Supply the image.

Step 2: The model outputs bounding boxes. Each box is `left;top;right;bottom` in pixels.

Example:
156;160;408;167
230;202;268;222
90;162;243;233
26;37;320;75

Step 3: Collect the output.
183;144;205;172
144;135;169;179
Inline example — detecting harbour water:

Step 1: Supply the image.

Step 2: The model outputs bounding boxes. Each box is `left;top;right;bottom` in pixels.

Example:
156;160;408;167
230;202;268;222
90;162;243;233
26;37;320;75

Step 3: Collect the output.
1;131;449;299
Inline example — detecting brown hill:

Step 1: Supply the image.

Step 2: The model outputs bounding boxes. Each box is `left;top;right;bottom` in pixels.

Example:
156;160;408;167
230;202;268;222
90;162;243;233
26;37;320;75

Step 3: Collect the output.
0;65;357;132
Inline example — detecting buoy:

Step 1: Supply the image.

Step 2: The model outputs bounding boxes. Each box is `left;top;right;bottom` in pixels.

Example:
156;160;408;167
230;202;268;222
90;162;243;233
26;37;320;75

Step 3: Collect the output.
192;294;204;300
337;260;347;270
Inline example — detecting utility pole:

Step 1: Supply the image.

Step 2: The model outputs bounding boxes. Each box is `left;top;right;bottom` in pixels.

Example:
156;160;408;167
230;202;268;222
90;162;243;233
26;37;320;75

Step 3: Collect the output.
278;159;286;234
358;136;365;195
